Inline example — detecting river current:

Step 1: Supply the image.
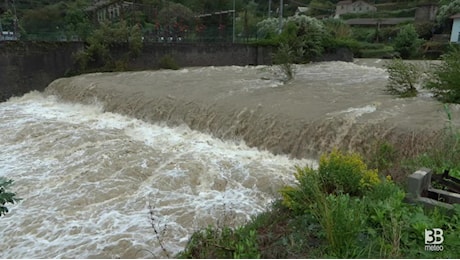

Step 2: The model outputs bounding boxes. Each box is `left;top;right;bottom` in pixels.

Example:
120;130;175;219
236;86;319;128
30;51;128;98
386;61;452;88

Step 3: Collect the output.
0;60;457;258
0;92;314;258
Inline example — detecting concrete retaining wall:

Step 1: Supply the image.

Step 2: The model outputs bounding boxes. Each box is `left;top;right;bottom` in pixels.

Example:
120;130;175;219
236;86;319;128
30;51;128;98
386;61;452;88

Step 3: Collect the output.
0;41;351;101
0;41;84;101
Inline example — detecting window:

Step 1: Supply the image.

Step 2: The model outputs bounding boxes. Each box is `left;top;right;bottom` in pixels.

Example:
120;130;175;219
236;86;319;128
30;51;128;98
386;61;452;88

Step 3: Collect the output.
458;32;460;42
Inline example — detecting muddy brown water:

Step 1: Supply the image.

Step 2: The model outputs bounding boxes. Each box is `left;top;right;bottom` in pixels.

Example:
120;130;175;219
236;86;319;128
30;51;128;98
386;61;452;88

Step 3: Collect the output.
1;59;458;258
47;59;458;159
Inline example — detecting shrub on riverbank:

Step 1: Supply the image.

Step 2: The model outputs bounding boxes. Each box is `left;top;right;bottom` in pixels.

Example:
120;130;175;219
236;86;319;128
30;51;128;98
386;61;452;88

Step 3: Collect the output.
177;147;460;258
425;46;460;104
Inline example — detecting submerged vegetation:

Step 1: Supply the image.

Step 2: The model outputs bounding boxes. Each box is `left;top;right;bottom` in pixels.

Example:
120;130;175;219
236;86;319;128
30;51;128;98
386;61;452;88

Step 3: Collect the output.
0;178;20;217
385;46;460;103
384;58;421;97
425;46;460;104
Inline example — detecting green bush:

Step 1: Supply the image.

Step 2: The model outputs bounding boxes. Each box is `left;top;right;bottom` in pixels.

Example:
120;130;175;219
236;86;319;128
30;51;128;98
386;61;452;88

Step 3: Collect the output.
425;46;460;103
384;58;421;98
256;17;279;40
322;18;352;39
315;194;367;258
272;43;297;81
367;140;398;177
158;54;180;70
393;24;423;59
75;20;143;72
281;15;326;63
177;226;260;259
279;149;381;258
280;149;380;212
0;178;20;217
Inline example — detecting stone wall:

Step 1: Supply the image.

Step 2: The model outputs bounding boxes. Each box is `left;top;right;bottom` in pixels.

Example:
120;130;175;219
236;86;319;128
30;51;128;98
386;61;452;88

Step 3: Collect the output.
0;41;273;101
0;41;84;101
130;43;273;69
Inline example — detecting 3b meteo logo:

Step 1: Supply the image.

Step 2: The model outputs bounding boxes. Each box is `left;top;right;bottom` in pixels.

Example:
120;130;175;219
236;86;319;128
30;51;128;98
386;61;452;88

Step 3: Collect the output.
425;228;444;252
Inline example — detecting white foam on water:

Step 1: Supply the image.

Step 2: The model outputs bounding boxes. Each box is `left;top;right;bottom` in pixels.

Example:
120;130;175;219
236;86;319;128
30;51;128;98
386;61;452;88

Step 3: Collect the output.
296;61;388;86
327;104;377;119
0;92;315;258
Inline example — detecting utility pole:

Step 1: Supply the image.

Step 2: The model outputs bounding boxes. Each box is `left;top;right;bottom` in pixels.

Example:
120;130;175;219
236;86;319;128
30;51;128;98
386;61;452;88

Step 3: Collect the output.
268;0;271;18
278;0;283;34
232;0;235;43
11;0;18;38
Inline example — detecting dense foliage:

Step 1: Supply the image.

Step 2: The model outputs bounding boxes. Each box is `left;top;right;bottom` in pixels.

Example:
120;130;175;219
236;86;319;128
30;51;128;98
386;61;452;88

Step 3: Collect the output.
425;46;460;103
75;20;143;71
392;24;423;59
384;58;421;97
0;178;20;217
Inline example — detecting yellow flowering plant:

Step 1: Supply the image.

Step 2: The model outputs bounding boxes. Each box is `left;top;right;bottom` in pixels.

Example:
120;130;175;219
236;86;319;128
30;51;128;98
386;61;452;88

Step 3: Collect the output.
280;149;381;212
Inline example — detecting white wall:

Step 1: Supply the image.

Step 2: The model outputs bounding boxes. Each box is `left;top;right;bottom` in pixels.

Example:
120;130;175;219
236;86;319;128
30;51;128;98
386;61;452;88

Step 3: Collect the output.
451;18;460;43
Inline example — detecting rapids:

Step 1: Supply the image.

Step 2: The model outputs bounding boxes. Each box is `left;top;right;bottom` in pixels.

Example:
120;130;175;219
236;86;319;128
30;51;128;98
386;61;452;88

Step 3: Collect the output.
46;59;460;158
0;92;314;258
1;59;459;258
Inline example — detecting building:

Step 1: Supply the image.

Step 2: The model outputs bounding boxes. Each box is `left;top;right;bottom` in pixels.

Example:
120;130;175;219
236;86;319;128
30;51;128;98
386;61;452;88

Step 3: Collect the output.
451;13;460;43
86;0;134;24
415;2;438;24
295;7;309;16
335;0;376;17
0;31;18;41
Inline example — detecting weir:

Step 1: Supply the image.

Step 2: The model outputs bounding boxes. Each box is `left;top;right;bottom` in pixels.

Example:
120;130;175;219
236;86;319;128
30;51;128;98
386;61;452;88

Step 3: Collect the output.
3;60;460;258
45;61;457;163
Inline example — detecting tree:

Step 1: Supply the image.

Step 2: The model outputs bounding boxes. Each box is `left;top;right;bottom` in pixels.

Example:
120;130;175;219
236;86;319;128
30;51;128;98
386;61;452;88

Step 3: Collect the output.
20;2;67;38
283;15;326;62
393;24;423;59
75;20;143;71
157;2;194;38
425;46;460;103
63;6;92;41
273;42;297;81
436;0;460;29
0;9;16;31
384;58;421;98
0;178;20;217
236;0;261;41
256;17;279;39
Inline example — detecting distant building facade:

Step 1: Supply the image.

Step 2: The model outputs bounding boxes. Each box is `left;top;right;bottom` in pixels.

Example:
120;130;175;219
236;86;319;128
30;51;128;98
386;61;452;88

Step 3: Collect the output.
0;31;18;41
295;7;309;16
415;3;438;24
335;0;377;17
451;13;460;43
86;0;133;23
